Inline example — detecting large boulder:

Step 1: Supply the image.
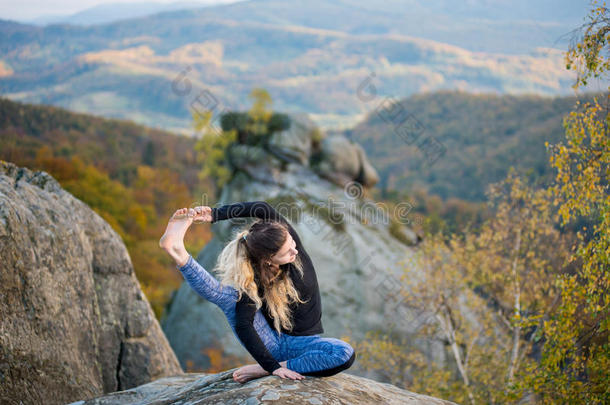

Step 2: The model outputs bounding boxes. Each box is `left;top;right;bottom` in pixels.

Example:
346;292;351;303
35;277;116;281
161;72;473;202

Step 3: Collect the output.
0;161;183;405
227;113;379;190
312;134;380;188
67;369;457;405
267;112;317;165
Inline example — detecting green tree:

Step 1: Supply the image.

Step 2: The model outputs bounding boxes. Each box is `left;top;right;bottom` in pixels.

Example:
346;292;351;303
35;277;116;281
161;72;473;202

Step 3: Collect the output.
192;88;280;196
192;110;237;196
246;88;273;138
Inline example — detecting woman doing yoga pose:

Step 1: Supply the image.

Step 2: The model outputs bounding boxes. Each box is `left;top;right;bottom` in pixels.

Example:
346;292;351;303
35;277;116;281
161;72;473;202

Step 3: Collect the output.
159;201;356;383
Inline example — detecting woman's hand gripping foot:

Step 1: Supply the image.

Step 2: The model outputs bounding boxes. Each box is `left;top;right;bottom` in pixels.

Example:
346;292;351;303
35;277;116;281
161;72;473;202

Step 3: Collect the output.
159;206;211;267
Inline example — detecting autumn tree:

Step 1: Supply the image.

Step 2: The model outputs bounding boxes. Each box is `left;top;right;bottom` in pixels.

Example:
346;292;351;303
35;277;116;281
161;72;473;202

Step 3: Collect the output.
565;0;610;89
397;232;488;405
521;91;609;403
508;2;610;402
351;167;571;404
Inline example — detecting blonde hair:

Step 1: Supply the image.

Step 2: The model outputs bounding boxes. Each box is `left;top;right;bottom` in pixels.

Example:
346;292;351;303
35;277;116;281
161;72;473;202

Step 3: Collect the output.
215;222;309;334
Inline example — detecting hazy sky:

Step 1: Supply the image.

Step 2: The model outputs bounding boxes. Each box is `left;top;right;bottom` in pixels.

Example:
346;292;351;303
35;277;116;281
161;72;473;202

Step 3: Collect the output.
1;0;242;22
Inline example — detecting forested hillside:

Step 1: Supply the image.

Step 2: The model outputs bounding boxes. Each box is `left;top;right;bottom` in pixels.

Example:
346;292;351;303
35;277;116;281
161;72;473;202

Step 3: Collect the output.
348;90;602;202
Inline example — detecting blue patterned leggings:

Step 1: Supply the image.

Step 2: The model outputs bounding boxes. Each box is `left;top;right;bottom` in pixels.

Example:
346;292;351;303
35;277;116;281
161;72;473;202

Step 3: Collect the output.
177;255;356;376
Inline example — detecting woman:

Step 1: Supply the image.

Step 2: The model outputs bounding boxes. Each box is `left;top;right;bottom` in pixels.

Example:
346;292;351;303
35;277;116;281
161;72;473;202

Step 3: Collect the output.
159;200;356;383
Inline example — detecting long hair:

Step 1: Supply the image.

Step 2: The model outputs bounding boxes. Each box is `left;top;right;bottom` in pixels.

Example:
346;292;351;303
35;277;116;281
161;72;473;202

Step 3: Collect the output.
214;219;309;334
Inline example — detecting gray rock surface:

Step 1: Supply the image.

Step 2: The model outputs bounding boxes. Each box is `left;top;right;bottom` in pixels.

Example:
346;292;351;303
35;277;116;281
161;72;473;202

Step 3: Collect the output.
67;369;457;405
0;160;184;405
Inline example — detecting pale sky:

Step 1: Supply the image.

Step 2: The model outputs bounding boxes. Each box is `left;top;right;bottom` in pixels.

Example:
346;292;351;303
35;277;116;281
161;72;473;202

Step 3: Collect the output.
0;0;242;22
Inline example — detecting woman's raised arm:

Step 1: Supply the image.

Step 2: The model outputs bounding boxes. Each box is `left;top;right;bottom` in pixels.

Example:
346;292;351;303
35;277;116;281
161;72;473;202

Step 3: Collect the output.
211;201;305;249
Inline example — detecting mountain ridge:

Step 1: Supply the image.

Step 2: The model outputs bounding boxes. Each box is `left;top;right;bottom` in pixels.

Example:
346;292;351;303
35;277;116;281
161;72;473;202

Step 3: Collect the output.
0;3;590;133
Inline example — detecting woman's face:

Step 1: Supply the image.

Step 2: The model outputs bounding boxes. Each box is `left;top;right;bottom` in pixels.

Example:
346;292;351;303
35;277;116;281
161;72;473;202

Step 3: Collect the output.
270;232;298;265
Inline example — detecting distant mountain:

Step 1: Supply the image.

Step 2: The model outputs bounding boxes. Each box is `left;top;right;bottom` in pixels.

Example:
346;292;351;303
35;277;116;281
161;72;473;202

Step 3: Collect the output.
180;0;590;53
13;0;590;52
26;1;244;27
341;90;603;202
0;0;601;133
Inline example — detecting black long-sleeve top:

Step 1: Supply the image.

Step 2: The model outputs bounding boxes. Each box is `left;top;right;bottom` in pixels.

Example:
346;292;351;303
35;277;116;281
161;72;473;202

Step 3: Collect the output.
211;201;324;373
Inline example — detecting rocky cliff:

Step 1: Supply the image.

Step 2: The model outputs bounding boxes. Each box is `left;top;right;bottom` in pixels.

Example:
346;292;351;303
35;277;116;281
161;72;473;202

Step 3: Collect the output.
67;368;457;405
0;161;183;405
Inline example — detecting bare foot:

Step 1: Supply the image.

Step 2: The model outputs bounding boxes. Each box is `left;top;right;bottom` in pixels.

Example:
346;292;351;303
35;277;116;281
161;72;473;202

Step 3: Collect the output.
232;364;270;384
159;208;195;266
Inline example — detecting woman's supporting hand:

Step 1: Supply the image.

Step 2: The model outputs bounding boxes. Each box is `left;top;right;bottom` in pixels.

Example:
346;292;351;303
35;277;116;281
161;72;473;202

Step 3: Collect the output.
272;367;305;380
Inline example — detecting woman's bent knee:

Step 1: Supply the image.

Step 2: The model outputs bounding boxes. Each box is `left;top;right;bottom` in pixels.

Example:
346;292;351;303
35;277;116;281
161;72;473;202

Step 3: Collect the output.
343;349;356;369
337;341;355;363
300;350;356;377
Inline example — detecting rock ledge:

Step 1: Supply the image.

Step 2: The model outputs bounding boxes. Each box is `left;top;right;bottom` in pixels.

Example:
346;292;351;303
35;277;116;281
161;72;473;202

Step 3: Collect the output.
69;369;456;405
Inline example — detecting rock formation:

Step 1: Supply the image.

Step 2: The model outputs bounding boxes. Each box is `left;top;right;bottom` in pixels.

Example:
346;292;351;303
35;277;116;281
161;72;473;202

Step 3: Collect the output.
0;161;183;405
67;369;457;405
